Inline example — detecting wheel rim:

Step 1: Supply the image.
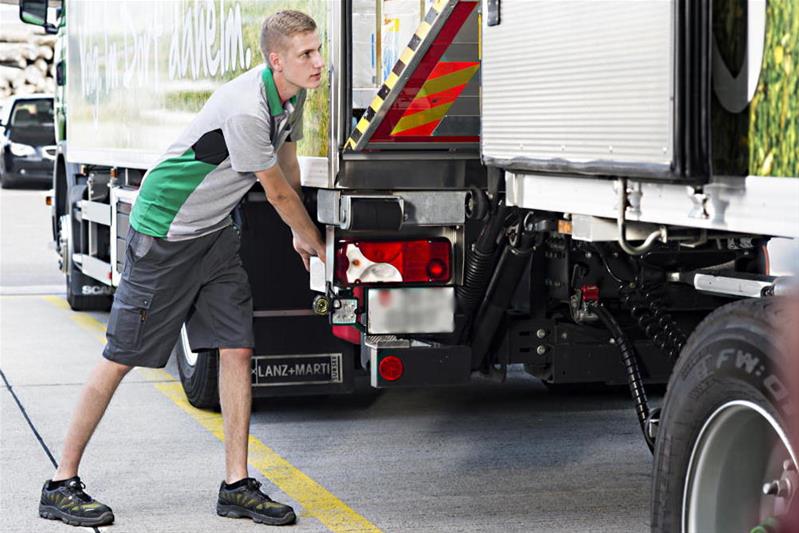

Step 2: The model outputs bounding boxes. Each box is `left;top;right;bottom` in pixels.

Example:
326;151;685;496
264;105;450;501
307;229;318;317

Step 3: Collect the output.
682;400;797;532
180;325;199;367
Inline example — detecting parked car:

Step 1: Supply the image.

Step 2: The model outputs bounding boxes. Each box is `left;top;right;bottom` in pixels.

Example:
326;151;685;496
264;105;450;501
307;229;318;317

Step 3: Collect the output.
0;95;56;189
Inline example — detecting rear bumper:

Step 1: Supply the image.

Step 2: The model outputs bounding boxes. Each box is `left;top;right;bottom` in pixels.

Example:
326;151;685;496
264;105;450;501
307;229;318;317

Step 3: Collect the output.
363;337;472;388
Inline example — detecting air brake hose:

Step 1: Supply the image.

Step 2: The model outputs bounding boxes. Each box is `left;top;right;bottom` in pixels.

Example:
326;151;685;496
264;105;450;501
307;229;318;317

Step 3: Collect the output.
456;203;510;337
469;219;536;369
588;301;654;452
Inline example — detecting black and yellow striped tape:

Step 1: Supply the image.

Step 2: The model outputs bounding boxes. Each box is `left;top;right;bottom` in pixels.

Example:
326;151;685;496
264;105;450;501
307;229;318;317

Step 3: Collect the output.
345;0;456;151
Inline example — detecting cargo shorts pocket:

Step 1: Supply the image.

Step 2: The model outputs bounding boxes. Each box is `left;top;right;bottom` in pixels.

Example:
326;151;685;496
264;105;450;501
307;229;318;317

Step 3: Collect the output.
123;229;156;278
129;230;155;261
107;284;154;351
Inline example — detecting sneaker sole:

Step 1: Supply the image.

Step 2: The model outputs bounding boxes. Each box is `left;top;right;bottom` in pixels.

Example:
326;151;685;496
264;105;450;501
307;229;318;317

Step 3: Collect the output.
216;503;296;526
39;504;114;527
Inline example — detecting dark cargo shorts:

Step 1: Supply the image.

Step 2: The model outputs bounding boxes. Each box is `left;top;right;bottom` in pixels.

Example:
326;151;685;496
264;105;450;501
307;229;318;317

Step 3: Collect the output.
103;225;254;368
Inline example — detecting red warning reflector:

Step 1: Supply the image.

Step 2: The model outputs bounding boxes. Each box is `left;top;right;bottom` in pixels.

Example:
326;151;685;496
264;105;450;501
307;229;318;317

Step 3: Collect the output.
580;284;600;302
378;355;404;382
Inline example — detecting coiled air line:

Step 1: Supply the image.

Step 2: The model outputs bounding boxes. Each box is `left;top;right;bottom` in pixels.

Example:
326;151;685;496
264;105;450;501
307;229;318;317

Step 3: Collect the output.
588;300;658;452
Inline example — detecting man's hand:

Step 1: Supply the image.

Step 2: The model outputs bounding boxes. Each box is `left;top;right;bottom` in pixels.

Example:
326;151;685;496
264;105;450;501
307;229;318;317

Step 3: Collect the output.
292;230;326;271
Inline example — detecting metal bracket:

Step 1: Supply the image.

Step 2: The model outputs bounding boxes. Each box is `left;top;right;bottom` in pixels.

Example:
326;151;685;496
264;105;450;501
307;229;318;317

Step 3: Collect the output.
317;190;467;229
669;270;785;298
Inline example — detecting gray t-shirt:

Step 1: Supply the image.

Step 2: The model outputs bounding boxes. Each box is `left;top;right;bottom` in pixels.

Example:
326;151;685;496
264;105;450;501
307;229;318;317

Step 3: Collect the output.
130;66;305;240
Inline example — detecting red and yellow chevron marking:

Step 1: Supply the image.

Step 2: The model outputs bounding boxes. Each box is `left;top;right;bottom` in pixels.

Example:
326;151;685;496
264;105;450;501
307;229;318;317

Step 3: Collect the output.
390;61;479;136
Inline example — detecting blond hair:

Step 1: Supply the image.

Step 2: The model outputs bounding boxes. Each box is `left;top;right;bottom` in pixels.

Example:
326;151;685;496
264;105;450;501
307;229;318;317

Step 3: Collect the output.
260;11;317;67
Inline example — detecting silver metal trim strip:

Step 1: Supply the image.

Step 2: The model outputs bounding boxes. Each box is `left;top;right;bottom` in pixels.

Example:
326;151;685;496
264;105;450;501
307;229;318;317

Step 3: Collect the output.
252;309;315;318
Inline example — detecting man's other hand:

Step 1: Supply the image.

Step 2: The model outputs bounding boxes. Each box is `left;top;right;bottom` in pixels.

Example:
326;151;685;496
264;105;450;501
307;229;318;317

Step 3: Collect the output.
292;230;326;271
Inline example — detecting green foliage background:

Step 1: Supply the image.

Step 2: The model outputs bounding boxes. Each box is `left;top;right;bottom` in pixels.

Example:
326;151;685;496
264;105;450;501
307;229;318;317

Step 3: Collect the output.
749;0;798;177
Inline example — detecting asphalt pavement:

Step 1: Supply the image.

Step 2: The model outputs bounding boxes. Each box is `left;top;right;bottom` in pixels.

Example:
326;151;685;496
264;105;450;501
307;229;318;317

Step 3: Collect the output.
1;188;658;532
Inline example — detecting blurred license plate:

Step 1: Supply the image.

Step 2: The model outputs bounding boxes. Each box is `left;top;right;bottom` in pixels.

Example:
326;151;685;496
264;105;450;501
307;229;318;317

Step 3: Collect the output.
251;354;342;386
367;287;455;334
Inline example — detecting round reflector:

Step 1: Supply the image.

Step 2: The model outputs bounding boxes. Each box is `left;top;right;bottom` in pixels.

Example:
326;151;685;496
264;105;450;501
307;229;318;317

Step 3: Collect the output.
378;355;404;381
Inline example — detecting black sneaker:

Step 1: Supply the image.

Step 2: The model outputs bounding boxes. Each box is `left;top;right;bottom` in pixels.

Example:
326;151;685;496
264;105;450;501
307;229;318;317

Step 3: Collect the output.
39;477;114;527
217;478;296;525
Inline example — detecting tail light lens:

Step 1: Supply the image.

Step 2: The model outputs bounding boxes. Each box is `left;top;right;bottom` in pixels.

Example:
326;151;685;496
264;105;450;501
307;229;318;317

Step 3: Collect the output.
334;238;452;285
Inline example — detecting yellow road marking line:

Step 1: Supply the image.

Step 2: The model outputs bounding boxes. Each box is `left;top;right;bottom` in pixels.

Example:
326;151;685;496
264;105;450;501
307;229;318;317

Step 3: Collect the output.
41;295;107;344
155;380;380;532
39;295;381;533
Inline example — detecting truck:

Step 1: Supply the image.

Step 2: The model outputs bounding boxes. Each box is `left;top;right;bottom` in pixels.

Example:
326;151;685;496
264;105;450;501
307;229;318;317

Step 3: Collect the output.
20;0;798;531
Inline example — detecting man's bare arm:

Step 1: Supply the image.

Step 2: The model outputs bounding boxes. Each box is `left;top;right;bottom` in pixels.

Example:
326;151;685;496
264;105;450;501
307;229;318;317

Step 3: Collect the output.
277;142;302;196
255;164;325;270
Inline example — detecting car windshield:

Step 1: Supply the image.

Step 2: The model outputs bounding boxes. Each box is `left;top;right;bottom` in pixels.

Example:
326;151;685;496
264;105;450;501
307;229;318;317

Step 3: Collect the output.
8;99;55;145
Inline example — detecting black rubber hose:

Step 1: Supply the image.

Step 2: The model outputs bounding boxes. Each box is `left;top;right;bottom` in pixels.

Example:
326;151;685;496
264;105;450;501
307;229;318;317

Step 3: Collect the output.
589;302;653;452
469;226;535;369
456;203;509;320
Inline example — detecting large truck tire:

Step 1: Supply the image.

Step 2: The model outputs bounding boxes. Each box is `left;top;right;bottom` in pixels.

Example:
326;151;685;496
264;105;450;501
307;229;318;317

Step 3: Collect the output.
651;298;796;533
62;210;113;312
175;325;220;410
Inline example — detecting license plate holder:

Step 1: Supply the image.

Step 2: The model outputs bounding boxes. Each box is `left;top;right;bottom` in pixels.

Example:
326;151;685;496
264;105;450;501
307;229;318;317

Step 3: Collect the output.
251;353;342;387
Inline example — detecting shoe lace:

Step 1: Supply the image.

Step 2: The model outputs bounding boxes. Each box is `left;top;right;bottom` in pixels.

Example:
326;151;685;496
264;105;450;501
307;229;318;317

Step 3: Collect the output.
245;478;272;503
65;480;92;503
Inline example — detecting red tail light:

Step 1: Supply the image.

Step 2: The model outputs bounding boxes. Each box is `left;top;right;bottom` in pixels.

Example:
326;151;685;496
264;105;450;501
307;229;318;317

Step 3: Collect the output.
334;239;451;285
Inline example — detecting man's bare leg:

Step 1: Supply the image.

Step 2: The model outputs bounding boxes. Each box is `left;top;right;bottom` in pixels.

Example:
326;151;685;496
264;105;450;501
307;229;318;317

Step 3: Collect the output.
218;347;252;483
53;358;133;481
216;348;295;524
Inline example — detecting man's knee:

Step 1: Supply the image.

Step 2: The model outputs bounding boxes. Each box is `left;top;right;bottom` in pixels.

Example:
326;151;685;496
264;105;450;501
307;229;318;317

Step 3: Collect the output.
100;358;134;377
220;347;253;364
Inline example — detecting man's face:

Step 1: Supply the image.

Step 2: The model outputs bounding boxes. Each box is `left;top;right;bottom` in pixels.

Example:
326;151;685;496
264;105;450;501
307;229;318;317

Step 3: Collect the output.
272;31;324;90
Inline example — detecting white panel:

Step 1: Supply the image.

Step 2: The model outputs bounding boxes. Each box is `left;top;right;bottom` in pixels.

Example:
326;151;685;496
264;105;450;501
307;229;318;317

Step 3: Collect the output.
507;173;799;238
80;200;111;226
309;257;326;293
79;255;112;286
482;0;674;170
298;157;332;188
110;186;138;287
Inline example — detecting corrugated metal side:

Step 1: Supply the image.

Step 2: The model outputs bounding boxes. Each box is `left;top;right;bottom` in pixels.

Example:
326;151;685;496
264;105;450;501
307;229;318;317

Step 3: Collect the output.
481;1;675;173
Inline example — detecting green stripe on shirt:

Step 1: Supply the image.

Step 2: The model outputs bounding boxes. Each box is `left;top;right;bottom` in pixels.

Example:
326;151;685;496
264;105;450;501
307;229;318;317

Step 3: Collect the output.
129;147;216;237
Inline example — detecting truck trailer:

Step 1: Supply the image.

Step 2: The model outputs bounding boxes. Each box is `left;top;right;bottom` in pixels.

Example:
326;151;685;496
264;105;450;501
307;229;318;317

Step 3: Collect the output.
20;0;798;531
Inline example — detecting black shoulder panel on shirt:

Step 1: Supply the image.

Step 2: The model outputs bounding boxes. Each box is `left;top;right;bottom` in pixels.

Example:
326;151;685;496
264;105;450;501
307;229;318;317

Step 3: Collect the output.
192;129;229;165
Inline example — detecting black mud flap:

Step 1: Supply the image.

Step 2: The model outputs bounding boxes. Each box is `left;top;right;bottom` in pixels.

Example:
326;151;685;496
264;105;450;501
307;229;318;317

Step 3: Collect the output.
238;195;358;398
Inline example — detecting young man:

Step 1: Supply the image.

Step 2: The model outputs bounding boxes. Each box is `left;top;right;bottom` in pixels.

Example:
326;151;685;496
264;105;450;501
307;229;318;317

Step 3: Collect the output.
38;10;325;528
